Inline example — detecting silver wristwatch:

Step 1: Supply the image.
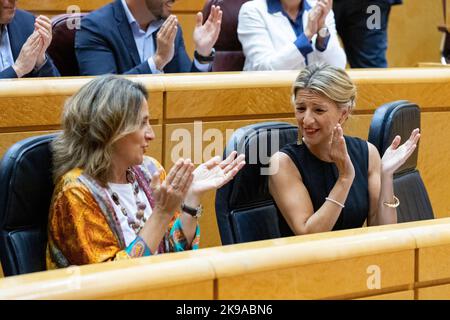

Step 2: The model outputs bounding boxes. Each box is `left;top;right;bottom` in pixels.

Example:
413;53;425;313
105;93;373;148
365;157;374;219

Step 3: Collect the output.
318;27;330;38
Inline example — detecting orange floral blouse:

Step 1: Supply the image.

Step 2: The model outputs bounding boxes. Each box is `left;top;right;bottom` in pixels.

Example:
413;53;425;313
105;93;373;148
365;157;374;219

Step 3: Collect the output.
46;157;200;269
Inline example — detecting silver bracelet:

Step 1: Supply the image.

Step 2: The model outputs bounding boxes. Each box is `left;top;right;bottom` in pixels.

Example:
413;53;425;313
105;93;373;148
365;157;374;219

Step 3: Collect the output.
325;197;345;208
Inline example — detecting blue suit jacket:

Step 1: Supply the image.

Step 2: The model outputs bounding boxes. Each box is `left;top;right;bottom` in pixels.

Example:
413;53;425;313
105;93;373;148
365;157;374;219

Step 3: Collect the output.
75;0;200;75
0;10;60;79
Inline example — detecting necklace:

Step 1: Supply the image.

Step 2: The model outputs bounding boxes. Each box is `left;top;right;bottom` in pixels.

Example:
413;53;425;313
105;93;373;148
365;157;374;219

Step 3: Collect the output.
107;169;147;234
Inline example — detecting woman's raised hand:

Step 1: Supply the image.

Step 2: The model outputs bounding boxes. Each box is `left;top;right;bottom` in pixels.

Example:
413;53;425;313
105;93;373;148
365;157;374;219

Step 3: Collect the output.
150;158;194;217
381;128;420;175
329;124;355;180
188;151;246;197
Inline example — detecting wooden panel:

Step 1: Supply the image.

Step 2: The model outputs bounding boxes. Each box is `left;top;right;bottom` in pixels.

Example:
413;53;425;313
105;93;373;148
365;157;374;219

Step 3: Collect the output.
104;280;213;300
146;125;163;164
164;69;450;119
167;87;292;119
0;130;59;158
387;0;442;67
418;112;450;218
173;0;205;12
147;91;164;122
18;0;204;12
217;251;414;299
0;255;215;299
177;14;198;60
356;82;450;111
0;78;164;123
18;0;110;12
0;126;161;172
343;114;372;140
0;96;68;128
418;244;450;283
417;283;450;299
212;230;416;299
356;290;414;300
408;223;450;283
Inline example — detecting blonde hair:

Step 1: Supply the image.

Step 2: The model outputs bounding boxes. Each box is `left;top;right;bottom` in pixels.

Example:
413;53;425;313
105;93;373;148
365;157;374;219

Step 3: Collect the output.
292;63;356;111
52;75;148;185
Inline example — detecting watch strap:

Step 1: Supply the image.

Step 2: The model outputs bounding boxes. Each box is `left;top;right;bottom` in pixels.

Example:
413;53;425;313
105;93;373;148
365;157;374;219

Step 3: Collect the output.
181;202;203;218
194;48;215;63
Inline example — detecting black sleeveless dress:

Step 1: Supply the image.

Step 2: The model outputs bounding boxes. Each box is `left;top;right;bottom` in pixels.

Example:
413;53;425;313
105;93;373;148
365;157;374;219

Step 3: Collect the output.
276;136;369;234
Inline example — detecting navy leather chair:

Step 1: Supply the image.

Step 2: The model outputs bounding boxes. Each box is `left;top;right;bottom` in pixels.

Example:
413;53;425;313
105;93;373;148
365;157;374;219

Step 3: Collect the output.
215;122;297;245
368;100;434;222
202;0;249;71
0;134;57;276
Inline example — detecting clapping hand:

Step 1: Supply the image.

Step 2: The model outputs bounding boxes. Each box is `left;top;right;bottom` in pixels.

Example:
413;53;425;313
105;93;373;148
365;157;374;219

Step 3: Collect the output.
12;31;41;78
193;5;222;57
12;15;53;78
154;15;178;70
150;159;194;218
305;5;322;39
329;124;355;180
305;0;332;39
188;151;246;197
34;15;52;68
316;0;332;30
381;128;421;175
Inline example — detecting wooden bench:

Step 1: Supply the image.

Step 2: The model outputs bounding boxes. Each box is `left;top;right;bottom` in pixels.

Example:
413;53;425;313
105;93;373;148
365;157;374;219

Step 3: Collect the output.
1;218;450;299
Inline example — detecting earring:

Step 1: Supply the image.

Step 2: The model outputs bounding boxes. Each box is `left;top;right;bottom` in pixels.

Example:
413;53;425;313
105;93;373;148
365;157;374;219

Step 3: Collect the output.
297;129;303;145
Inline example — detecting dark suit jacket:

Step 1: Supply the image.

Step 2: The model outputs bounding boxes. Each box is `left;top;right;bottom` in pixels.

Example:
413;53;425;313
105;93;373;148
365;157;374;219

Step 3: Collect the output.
75;0;202;75
0;10;60;79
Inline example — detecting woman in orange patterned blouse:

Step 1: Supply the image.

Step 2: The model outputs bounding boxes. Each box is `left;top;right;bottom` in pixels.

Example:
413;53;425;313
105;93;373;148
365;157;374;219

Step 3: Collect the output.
47;75;245;268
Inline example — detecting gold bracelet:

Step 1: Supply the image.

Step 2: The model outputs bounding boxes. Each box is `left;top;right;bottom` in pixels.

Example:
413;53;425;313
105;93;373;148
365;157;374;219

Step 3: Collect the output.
383;195;400;208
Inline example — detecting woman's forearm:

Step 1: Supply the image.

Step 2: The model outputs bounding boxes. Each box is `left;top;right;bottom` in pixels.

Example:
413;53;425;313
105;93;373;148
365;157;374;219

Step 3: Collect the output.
139;211;172;254
303;177;353;234
179;193;201;245
376;172;397;225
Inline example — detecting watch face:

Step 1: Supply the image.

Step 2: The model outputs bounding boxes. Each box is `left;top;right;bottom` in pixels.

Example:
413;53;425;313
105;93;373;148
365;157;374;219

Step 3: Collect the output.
319;28;329;37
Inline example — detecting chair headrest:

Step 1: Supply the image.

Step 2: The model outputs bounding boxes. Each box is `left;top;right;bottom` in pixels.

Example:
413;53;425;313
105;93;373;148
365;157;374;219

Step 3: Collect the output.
368;100;420;174
0;134;57;230
223;122;298;208
202;0;250;51
48;13;87;76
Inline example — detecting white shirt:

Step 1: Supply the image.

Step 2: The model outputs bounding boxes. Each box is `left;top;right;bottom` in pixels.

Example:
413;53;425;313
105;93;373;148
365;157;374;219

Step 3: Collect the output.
120;0;209;73
107;182;153;247
237;0;346;71
0;25;15;72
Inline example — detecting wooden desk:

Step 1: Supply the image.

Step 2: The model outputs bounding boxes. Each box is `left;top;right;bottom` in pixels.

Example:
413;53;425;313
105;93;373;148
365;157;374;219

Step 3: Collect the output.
1;218;450;299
